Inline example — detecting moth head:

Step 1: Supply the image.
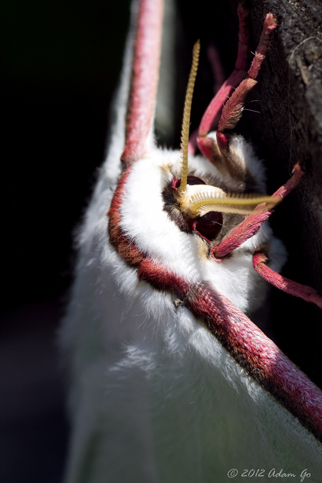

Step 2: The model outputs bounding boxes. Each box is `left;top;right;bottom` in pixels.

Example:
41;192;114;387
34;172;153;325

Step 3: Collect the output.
171;41;281;242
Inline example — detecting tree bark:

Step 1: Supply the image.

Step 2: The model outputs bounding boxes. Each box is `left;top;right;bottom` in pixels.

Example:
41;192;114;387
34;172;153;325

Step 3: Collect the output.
247;0;322;389
175;0;322;388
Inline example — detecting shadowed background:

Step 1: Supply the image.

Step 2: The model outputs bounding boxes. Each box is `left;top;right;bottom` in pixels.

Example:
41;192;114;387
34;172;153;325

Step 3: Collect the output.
1;0;130;481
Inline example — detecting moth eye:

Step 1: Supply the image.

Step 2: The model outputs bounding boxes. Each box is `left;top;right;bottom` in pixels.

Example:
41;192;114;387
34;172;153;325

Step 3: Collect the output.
175;175;206;189
187;176;206;186
195;211;223;241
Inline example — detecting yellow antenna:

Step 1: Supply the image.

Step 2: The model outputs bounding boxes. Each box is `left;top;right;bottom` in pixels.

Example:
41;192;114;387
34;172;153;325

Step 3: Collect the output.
179;183;282;218
178;40;200;196
187;190;282;217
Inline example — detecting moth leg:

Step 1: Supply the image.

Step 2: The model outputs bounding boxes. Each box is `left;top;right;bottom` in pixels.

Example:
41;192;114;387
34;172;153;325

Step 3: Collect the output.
217;12;277;135
253;250;322;309
212;163;304;259
121;0;163;168
198;4;250;142
198;9;277;178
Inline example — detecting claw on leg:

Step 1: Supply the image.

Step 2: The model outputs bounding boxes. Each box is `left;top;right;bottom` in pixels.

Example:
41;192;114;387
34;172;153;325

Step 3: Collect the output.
253;251;322;310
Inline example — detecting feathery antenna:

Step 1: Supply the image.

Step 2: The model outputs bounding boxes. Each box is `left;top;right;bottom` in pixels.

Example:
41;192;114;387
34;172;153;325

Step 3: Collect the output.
178;40;200;195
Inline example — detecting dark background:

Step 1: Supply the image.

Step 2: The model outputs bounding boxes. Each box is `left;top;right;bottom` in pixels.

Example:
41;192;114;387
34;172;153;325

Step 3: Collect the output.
1;0;130;481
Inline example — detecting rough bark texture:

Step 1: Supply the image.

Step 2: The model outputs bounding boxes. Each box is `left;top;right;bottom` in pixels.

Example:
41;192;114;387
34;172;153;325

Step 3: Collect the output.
245;0;322;389
175;0;322;388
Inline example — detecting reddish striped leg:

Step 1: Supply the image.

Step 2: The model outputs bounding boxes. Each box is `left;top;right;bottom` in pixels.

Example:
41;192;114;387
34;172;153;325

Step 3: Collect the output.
212;163;304;259
253;251;322;309
212;162;322;310
197;4;250;142
121;0;163;168
197;8;277;161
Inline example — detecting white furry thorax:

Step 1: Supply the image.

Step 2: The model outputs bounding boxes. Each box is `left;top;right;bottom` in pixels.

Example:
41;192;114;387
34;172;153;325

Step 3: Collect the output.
119;138;286;314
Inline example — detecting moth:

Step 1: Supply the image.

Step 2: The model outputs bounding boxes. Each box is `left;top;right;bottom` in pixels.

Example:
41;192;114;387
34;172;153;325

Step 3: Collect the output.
61;0;322;481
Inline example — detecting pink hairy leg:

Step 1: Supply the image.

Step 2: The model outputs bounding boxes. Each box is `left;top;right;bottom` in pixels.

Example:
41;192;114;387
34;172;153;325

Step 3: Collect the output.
197;4;250;141
253;251;322;310
121;0;164;168
212;163;304;259
217;12;277;137
188;284;322;440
